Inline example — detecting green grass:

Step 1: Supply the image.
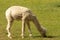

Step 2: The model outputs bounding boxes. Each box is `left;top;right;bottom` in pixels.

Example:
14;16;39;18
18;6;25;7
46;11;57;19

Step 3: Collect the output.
0;0;60;40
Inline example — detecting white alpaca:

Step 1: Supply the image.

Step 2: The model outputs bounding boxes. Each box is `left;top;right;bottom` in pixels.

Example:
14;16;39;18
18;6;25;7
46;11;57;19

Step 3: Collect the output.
5;6;47;39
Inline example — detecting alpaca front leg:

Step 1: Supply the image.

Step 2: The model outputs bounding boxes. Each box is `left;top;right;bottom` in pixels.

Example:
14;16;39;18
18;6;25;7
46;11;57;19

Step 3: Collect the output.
26;21;32;37
6;20;13;39
21;19;25;38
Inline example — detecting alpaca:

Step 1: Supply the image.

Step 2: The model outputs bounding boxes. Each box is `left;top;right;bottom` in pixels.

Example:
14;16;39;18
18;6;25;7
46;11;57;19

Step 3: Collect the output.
5;6;47;39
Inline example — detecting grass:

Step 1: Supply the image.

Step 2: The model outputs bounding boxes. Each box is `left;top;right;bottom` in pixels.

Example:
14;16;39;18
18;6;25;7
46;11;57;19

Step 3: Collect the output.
0;0;60;40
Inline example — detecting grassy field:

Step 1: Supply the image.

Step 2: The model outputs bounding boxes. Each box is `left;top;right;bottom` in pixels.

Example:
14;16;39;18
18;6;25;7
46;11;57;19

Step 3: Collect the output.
0;0;60;40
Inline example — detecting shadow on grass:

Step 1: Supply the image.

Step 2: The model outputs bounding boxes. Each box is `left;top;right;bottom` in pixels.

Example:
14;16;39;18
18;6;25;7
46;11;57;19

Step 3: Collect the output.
11;35;60;39
56;5;60;7
32;35;59;38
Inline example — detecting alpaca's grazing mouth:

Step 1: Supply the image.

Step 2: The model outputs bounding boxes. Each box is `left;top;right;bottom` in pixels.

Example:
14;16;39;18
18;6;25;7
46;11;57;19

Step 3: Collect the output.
5;6;47;39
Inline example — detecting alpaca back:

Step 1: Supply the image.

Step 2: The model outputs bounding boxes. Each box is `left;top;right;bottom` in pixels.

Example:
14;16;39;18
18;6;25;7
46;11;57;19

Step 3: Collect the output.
5;6;32;20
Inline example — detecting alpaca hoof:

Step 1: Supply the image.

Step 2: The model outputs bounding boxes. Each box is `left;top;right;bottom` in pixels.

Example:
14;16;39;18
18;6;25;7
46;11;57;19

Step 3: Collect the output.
29;34;32;37
8;36;12;39
9;37;12;39
22;36;24;39
8;35;12;39
21;34;24;39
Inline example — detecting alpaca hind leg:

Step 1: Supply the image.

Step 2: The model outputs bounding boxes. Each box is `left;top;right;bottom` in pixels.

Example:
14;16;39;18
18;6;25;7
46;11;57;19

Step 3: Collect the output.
6;20;13;39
